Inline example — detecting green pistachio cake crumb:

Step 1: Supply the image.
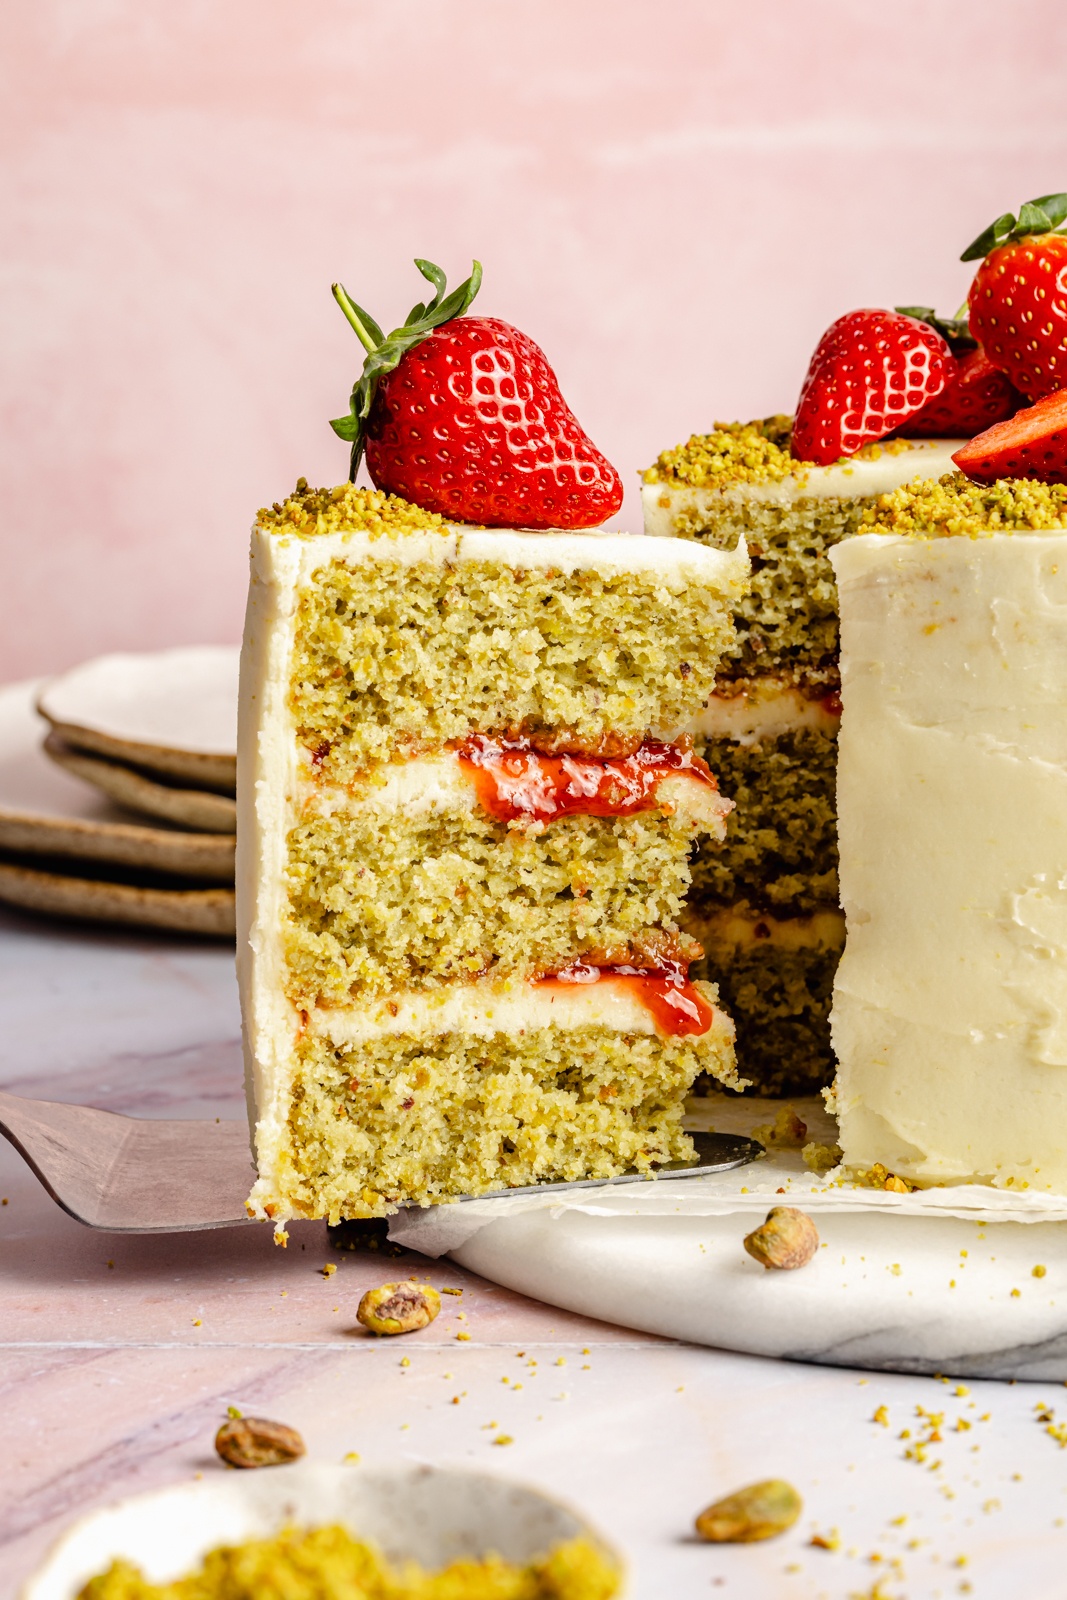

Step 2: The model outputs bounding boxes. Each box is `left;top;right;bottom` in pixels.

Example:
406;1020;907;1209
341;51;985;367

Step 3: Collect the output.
284;1019;741;1220
290;557;738;776
685;908;845;1096
691;728;839;913
284;807;703;1006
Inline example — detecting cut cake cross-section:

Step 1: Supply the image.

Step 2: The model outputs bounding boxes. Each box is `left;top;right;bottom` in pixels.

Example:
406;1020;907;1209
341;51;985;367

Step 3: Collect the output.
239;483;751;1225
641;417;963;1093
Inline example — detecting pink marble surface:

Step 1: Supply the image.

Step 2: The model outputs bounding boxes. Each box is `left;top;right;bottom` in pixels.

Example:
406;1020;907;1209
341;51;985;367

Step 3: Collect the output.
5;904;1067;1598
4;1;1067;682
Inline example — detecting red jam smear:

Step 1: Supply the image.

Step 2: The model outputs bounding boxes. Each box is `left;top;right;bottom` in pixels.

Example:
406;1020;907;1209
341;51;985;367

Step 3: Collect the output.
456;736;717;824
536;958;714;1038
815;688;842;718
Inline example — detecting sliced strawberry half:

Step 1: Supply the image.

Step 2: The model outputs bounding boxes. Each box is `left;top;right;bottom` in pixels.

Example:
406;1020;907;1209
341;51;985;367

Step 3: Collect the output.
791;309;955;465
901;346;1024;437
952;388;1067;484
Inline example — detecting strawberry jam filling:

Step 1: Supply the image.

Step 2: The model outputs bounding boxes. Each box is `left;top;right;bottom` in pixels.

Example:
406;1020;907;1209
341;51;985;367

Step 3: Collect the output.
456;735;716;824
536;958;714;1038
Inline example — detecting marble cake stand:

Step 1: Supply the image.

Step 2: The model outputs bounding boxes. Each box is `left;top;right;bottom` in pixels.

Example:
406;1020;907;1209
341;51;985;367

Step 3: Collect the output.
444;1202;1067;1381
387;1095;1067;1381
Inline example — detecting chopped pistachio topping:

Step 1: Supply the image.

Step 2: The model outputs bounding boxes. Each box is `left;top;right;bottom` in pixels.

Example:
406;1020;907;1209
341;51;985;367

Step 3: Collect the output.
258;480;448;539
644;418;921;490
863;473;1067;537
643;417;795;489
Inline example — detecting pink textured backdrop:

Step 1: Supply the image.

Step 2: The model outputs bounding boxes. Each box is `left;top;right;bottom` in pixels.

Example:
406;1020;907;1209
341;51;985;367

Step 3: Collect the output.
3;0;1067;679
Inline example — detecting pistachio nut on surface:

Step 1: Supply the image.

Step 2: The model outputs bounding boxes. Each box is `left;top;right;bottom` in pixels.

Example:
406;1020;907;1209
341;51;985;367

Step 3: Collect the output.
357;1281;441;1335
743;1206;819;1270
214;1415;307;1469
695;1479;803;1543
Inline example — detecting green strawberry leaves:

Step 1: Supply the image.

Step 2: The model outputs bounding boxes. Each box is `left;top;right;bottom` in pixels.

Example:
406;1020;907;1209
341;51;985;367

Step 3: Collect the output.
961;193;1067;262
895;305;975;349
330;258;483;480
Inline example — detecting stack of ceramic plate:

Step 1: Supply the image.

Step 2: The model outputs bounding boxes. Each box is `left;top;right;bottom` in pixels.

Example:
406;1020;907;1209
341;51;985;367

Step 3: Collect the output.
0;647;239;937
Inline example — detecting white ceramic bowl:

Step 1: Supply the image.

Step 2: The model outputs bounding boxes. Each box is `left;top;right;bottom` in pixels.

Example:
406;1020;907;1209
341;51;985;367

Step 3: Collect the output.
21;1462;624;1599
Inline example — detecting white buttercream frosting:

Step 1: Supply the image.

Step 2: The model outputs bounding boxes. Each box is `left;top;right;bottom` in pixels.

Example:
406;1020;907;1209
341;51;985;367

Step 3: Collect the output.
683;678;840;745
300;754;730;831
313;974;671;1045
696;904;846;953
830;530;1067;1191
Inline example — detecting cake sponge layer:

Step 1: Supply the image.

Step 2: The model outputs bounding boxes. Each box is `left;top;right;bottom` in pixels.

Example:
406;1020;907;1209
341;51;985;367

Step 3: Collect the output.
290;552;745;777
641;429;959;684
691;725;839;914
285;804;711;1004
266;1019;739;1221
687;904;845;1095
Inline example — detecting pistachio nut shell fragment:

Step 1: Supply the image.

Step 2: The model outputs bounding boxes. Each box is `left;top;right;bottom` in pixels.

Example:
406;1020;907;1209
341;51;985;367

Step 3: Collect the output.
743;1206;819;1270
695;1479;802;1543
357;1281;441;1335
214;1416;306;1469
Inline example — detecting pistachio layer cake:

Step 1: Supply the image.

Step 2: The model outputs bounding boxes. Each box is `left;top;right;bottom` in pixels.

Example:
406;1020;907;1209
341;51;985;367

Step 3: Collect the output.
239;483;751;1223
831;477;1067;1189
642;419;962;1092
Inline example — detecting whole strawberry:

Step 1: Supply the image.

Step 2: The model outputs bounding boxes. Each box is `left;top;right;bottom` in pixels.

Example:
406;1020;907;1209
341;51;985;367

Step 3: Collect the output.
964;193;1067;402
791;310;955;465
330;259;623;529
896;325;1022;437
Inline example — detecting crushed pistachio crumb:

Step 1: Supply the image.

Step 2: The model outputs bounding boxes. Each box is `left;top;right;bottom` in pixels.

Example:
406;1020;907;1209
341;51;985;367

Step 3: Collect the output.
258;481;449;540
863;473;1067;538
752;1105;808;1150
644;416;920;490
643;417;795;489
802;1141;842;1174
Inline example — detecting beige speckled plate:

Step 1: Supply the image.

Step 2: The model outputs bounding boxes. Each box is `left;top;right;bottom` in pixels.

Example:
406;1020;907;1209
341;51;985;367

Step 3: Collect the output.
0;859;235;937
44;733;237;834
0;680;234;885
37;646;238;790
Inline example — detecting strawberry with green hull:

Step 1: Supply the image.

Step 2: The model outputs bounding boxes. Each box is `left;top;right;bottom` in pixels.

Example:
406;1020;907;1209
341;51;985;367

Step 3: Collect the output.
330;258;623;530
791;308;954;465
952;389;1067;486
963;193;1067;403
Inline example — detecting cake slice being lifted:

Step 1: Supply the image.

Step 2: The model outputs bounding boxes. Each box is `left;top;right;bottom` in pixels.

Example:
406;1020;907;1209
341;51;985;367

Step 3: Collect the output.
239;483;750;1225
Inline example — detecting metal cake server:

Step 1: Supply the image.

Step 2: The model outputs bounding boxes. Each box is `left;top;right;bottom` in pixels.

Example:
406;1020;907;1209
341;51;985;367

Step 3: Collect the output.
0;1088;761;1233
